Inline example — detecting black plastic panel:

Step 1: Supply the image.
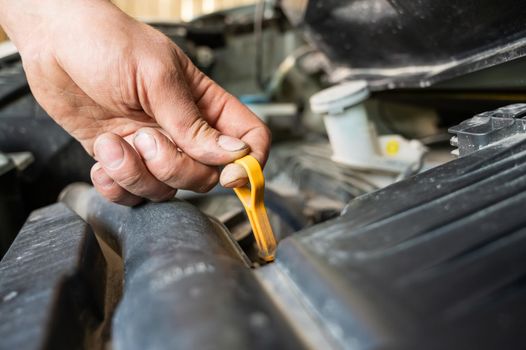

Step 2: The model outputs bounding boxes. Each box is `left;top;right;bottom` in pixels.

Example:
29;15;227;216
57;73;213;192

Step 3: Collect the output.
276;133;526;349
282;0;526;88
0;204;106;349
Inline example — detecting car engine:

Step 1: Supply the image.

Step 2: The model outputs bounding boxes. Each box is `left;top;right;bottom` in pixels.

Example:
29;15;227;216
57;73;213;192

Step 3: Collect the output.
1;1;526;349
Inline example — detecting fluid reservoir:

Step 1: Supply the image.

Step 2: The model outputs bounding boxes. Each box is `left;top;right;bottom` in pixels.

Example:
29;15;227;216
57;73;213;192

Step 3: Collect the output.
310;81;426;173
310;81;378;169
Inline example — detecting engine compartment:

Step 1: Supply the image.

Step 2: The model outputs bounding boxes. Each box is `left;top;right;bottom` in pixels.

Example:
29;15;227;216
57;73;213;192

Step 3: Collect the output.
1;3;526;349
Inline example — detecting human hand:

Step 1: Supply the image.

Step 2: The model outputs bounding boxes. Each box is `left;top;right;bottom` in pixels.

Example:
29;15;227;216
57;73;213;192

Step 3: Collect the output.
0;0;270;205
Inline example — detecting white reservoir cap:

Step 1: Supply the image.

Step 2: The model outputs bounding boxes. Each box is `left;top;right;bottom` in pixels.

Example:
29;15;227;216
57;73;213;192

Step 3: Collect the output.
310;80;369;114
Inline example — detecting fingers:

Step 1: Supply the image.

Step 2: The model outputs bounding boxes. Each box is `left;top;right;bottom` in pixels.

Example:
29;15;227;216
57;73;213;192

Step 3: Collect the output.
217;123;271;188
220;163;249;188
193;78;271;188
176;61;271;188
158;56;271;188
94;132;176;202
132;127;219;192
90;163;143;206
191;73;272;167
174;54;271;165
145;60;250;166
91;130;222;205
137;46;271;190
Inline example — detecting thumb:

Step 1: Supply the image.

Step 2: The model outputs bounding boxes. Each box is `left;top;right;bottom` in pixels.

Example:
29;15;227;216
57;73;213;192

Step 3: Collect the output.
146;67;249;165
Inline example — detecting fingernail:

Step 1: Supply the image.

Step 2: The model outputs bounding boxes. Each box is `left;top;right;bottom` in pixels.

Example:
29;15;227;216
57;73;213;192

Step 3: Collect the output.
218;135;247;152
220;163;248;187
93;166;114;187
134;132;157;160
96;136;124;169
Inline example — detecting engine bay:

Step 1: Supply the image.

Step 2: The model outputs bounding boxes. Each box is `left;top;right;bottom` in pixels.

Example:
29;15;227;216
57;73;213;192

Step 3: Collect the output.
1;2;526;349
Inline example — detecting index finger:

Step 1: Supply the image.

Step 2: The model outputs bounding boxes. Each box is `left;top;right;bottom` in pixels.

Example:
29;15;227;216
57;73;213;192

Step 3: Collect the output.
180;55;271;166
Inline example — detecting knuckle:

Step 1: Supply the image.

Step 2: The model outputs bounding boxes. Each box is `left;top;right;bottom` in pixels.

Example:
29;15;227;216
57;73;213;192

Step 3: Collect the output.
195;171;219;193
188;117;211;141
261;124;272;143
153;32;176;51
117;169;144;189
155;161;180;184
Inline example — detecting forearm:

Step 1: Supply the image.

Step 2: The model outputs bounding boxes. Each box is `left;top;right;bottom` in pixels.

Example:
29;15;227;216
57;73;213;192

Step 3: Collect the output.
0;0;52;49
0;0;116;52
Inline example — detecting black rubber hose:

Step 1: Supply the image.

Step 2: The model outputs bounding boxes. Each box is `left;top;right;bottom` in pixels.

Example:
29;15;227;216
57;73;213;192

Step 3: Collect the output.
60;184;304;350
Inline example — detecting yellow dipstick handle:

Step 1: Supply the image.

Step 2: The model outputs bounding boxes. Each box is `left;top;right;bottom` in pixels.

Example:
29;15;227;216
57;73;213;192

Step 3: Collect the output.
233;155;277;262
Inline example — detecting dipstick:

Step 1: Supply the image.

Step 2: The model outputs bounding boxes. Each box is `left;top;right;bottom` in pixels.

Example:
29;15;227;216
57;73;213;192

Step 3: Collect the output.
233;155;277;262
